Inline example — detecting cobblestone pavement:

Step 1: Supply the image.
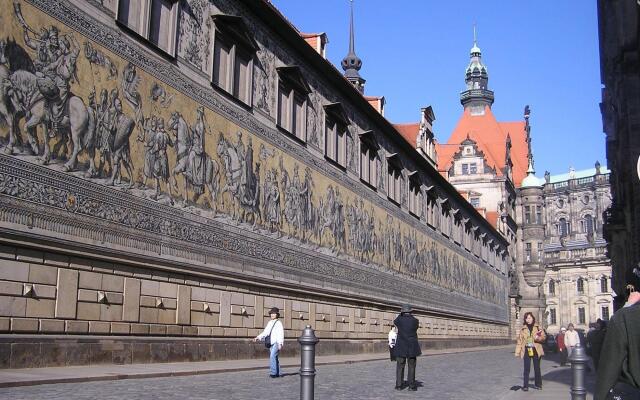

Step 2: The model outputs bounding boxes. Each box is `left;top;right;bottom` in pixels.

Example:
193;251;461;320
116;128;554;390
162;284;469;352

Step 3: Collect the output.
0;348;581;400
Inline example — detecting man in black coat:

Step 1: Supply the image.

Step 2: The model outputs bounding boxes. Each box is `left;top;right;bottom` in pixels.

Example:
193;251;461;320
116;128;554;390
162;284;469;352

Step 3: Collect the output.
595;292;640;400
394;304;422;391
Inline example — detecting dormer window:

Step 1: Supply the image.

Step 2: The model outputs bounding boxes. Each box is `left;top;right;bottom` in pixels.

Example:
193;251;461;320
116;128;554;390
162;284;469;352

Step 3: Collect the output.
277;66;311;142
117;0;179;56
211;15;258;106
386;154;403;205
359;131;379;188
324;103;349;168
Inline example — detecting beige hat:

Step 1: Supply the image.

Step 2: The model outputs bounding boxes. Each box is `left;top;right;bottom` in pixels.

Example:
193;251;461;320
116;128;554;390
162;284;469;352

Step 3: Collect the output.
560;327;567;331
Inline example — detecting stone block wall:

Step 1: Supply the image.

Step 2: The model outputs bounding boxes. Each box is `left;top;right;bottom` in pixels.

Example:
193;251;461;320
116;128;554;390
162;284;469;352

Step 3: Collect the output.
0;242;509;368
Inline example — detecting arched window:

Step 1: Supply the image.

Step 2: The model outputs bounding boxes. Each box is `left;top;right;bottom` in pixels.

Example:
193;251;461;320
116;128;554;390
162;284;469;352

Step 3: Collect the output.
600;277;608;293
585;214;594;235
548;280;555;295
559;218;569;237
577;277;585;293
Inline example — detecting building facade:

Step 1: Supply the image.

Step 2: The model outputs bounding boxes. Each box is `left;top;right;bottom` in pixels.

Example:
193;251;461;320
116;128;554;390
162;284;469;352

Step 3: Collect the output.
538;168;612;333
598;0;640;309
0;0;512;368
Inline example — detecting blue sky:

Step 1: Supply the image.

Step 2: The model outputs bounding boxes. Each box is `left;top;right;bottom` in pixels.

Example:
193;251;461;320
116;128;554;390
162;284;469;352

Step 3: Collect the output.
270;0;605;176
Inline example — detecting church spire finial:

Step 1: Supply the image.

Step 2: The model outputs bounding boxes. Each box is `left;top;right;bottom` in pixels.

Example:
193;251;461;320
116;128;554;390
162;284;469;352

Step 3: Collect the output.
341;0;365;93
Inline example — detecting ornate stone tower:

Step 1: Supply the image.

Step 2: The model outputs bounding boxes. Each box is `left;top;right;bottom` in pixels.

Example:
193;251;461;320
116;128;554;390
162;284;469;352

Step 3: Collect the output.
341;0;365;93
460;27;495;114
517;106;547;326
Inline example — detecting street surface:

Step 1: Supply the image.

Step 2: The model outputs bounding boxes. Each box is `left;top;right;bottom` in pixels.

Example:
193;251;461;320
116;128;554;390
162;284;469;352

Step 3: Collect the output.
0;348;593;400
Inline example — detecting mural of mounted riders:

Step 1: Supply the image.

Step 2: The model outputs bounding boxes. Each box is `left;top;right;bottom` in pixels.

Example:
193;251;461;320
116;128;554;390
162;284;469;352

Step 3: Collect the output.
0;2;506;305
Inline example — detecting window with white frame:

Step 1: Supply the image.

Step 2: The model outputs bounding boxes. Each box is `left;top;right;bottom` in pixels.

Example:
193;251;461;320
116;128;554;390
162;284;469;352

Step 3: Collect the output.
212;16;257;105
549;308;557;325
276;67;310;141
578;307;586;324
535;206;542;224
525;242;532;262
469;197;480;208
408;178;421;217
360;138;378;188
537;242;543;261
525;206;531;224
462;163;469;175
387;162;403;204
548;280;555;295
117;0;179;55
577;277;585;293
469;163;477;174
601;306;610;320
600;277;608;293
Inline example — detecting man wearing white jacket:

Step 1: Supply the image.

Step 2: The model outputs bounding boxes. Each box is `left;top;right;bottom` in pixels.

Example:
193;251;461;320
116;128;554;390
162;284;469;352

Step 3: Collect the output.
565;323;580;357
254;307;284;378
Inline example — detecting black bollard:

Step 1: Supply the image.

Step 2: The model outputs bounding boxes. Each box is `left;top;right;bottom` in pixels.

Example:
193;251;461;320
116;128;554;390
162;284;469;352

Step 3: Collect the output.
568;342;589;400
298;325;319;400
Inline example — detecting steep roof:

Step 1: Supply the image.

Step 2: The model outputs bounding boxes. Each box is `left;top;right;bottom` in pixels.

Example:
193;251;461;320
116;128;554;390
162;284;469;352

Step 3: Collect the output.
436;106;528;186
393;123;420;147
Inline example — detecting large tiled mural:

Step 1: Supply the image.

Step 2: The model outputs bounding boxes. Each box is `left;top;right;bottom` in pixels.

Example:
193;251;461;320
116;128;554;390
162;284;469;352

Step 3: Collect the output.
0;0;507;320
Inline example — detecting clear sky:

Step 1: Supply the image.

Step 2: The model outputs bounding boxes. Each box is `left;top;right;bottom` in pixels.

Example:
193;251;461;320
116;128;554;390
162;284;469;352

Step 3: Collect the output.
270;0;605;176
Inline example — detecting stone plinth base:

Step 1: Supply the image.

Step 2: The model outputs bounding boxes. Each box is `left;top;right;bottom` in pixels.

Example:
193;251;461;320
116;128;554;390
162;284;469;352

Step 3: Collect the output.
0;335;512;369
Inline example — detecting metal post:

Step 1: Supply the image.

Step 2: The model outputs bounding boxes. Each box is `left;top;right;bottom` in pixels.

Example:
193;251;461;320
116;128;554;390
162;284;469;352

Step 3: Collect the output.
298;325;319;400
568;342;589;400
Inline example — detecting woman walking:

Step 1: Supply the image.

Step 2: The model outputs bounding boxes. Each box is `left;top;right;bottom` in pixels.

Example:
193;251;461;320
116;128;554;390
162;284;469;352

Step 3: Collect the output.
515;312;546;391
254;307;284;378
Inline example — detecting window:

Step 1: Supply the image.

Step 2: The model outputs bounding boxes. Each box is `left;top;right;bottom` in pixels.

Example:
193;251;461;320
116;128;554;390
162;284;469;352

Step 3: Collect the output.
276;67;310;142
387;163;403;204
578;307;585;324
469;163;477;174
600;277;608;293
525;242;532;262
324;103;349;168
537;242;543;261
470;197;480;208
212;15;258;105
577;278;585;293
360;141;378;188
408;179;421;217
525;206;531;224
558;218;569;237
549;308;557;325
585;214;594;235
117;0;179;55
535;206;542;224
548;280;555;295
462;163;469;175
601;306;610;321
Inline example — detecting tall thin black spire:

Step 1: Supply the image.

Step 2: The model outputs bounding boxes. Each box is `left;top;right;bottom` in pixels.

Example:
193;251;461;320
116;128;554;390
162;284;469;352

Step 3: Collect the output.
341;0;365;93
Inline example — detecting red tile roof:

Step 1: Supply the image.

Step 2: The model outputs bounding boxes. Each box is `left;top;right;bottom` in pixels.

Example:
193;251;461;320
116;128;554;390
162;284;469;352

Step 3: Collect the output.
393;123;420;147
436;106;528;186
485;211;500;229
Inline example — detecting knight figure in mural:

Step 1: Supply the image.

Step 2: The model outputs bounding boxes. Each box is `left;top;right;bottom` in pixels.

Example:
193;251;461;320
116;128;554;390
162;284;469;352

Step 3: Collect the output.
263;168;281;234
238;136;260;226
143;117;173;201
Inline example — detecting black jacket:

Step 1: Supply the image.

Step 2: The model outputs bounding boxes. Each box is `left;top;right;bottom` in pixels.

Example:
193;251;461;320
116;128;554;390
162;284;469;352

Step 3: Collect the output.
393;313;422;358
595;302;640;400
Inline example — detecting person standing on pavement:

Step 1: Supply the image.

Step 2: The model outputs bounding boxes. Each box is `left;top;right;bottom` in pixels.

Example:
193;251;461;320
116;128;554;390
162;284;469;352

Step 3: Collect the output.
393;304;421;391
590;319;607;371
388;325;397;361
595;291;640;400
253;307;284;378
557;327;567;366
565;323;580;357
515;312;546;391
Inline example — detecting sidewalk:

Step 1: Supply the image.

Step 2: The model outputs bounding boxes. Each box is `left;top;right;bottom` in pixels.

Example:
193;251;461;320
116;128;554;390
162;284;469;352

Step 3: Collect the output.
0;345;511;388
500;355;596;400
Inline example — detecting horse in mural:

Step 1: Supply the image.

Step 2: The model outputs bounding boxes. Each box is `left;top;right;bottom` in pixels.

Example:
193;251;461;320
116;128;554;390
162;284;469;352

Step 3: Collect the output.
168;111;220;212
216;133;243;220
0;38;97;175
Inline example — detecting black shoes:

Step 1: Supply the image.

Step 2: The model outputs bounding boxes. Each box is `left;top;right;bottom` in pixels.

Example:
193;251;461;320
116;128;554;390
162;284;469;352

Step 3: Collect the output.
532;385;542;390
408;386;417;391
522;387;529;392
269;374;279;378
395;386;403;390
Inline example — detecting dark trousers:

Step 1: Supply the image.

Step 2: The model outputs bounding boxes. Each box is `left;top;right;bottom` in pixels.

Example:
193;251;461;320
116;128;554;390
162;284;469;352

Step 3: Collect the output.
396;357;416;388
523;348;542;388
